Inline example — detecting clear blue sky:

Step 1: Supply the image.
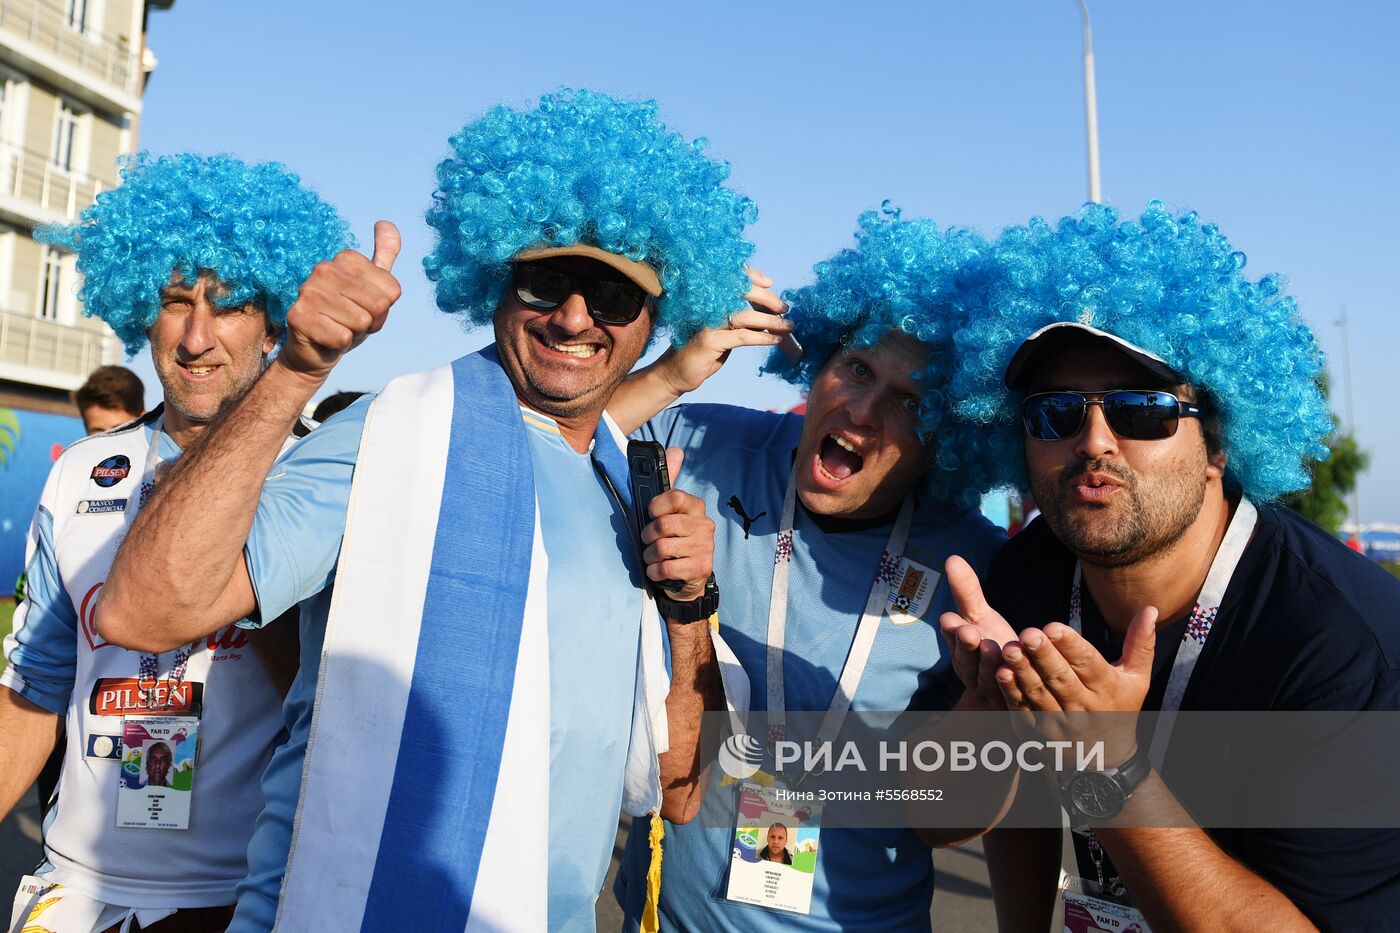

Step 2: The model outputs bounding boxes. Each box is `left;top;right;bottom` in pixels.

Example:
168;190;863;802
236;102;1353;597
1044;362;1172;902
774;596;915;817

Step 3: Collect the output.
128;0;1398;522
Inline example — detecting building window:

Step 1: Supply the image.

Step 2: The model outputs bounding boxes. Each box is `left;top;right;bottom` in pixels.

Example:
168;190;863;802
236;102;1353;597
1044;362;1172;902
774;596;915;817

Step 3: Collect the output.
0;72;21;149
65;0;88;34
38;246;63;319
52;101;79;173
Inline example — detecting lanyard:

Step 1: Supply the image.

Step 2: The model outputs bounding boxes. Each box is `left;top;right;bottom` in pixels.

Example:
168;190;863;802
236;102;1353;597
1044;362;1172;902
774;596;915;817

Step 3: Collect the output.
1067;498;1258;769
133;414;167;520
765;464;913;747
126;416;192;709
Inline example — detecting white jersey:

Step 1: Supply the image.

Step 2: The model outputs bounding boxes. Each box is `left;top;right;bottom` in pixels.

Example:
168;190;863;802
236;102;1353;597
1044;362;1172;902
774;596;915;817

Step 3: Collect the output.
2;406;312;909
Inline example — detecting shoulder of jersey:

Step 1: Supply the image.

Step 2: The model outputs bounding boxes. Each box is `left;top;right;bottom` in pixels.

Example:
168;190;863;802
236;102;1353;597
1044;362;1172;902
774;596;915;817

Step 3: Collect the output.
58;405;314;468
681;403;798;453
60;405;163;459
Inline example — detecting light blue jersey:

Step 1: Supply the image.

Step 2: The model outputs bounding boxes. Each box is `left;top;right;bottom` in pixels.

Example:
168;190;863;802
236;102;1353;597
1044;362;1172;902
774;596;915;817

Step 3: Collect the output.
617;404;1005;932
233;397;641;933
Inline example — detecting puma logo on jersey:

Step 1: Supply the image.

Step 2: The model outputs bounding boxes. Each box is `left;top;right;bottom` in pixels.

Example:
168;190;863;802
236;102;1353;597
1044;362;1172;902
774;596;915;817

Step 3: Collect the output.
727;496;767;539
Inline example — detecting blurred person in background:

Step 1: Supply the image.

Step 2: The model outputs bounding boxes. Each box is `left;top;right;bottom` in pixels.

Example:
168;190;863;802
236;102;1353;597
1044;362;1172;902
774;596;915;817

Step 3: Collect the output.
309;390;364;424
74;366;146;436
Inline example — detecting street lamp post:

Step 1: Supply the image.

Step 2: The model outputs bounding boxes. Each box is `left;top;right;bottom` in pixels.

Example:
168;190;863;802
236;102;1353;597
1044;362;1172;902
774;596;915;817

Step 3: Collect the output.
1075;0;1102;203
1337;305;1364;543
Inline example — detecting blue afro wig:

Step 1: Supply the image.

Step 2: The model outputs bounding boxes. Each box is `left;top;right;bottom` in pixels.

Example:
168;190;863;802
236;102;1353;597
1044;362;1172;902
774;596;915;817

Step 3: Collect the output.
763;207;1023;509
37;152;352;355
423;88;757;344
951;200;1331;501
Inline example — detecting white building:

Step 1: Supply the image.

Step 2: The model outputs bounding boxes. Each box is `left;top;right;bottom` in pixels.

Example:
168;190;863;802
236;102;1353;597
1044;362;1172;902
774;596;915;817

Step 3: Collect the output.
0;0;171;416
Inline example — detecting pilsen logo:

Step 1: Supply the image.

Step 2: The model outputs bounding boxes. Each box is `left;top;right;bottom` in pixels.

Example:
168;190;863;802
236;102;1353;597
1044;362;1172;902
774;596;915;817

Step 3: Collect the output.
90;454;131;488
88;678;205;716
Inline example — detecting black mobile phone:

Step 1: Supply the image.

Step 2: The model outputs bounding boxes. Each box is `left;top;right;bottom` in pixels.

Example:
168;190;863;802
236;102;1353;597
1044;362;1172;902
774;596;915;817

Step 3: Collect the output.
627;439;684;593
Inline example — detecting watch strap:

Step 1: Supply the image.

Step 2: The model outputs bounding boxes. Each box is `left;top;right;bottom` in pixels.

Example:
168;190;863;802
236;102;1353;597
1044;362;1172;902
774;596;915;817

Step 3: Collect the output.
1114;746;1150;795
654;575;719;623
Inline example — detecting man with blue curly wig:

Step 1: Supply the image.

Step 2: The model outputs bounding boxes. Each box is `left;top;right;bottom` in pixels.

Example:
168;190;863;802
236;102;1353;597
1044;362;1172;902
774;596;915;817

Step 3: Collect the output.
606;208;1024;931
941;201;1400;931
2;152;351;932
98;89;757;933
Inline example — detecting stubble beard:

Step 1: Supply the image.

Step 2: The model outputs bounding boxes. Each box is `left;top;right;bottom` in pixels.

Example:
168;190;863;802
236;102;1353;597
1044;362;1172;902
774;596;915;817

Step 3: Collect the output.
154;352;266;428
495;319;640;421
1033;458;1207;569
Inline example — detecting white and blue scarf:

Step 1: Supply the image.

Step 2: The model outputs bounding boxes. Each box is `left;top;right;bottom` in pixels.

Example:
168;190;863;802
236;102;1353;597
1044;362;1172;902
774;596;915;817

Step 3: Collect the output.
273;347;671;932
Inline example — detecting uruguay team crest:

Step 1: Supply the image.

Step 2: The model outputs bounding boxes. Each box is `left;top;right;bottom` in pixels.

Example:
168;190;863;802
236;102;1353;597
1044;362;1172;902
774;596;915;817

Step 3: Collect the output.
886;557;940;625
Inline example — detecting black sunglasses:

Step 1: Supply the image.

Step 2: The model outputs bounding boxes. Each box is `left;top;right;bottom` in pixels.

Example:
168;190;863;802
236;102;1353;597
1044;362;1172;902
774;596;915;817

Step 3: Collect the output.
1022;390;1205;441
511;263;648;326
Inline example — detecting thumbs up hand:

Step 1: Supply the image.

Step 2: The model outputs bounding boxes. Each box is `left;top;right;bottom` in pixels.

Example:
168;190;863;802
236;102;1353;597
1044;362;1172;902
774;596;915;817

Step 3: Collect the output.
280;220;403;384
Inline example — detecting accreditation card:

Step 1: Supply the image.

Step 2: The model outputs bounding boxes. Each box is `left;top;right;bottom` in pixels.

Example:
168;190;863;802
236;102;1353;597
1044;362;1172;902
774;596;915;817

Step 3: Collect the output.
116;716;199;829
1061;876;1153;933
725;781;822;915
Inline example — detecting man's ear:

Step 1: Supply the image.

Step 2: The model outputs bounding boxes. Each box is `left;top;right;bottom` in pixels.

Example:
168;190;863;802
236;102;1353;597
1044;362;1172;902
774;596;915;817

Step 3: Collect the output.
1206;448;1228;480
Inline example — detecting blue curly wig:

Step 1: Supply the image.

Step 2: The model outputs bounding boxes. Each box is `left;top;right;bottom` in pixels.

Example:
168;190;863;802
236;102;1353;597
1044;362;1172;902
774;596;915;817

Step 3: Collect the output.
951;200;1331;500
423;88;757;344
37;152;352;354
763;207;1023;509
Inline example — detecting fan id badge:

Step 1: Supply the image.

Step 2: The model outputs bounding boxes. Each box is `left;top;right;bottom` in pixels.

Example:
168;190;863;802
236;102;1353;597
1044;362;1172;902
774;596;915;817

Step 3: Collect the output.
1061;875;1152;933
886;556;939;625
116;716;199;830
725;781;822;915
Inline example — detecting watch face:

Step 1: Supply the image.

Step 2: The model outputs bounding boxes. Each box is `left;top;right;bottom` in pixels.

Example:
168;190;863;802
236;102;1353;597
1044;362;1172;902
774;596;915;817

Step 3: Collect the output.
1068;771;1125;820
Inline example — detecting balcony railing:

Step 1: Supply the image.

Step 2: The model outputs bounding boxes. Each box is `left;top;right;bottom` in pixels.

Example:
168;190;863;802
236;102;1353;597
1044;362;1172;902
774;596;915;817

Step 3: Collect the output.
0;307;115;383
0;141;110;219
0;0;139;96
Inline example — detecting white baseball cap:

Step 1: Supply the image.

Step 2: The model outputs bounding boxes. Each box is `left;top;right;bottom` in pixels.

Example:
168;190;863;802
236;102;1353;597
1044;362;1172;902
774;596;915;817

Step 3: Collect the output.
1003;322;1183;389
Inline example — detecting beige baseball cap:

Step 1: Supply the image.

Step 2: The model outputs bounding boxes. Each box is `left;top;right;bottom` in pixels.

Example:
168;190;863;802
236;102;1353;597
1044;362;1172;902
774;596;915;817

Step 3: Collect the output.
513;243;662;298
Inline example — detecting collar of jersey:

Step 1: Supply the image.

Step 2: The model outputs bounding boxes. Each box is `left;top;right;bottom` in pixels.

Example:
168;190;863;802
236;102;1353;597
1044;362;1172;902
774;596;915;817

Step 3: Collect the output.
518;405;596;453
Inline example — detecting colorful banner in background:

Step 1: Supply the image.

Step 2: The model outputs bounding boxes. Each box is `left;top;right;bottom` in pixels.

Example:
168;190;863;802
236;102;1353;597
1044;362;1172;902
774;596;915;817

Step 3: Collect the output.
0;408;83;595
1342;526;1400;563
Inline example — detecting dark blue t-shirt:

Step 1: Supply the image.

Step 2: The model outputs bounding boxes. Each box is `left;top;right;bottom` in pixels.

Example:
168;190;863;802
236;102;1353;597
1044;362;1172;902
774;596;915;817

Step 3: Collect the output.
986;502;1400;932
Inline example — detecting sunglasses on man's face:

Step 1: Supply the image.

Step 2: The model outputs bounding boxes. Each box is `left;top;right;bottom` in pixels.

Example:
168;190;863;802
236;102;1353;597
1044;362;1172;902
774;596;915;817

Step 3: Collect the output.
1022;390;1205;441
511;263;648;326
